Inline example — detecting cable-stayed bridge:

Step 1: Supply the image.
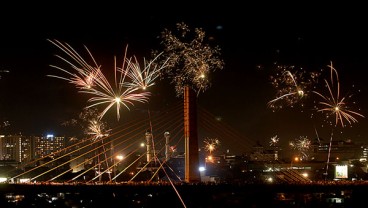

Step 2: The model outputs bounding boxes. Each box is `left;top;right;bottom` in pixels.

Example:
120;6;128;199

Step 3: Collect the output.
5;101;255;184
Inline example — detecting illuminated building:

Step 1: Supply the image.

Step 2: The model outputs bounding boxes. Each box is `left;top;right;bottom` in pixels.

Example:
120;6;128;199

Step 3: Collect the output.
34;134;65;158
0;134;32;163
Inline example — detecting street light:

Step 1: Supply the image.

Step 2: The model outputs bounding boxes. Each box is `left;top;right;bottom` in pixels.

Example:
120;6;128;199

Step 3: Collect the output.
114;155;124;178
290;156;299;169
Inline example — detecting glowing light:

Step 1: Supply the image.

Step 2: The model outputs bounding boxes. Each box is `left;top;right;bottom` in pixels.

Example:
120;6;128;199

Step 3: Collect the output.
207;156;213;162
116;155;124;161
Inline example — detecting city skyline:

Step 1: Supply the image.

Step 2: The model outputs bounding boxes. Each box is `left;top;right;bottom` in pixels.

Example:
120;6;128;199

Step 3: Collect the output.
1;5;368;152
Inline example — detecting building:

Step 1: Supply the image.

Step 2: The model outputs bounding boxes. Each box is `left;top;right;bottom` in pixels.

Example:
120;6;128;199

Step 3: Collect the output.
34;134;65;158
310;139;363;162
0;134;32;163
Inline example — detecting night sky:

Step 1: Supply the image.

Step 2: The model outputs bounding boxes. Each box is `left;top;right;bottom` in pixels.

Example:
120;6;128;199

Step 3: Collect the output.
1;3;368;152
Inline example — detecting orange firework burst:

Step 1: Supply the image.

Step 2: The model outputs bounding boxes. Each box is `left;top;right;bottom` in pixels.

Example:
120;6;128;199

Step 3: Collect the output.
203;138;220;155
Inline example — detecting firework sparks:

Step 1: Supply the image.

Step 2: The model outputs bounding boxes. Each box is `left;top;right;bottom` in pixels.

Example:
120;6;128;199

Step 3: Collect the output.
158;22;224;96
203;138;220;155
48;39;153;120
268;65;320;110
313;62;364;127
269;135;279;146
62;107;110;140
83;77;150;121
47;39;101;89
121;49;170;91
289;136;311;160
48;59;100;90
87;119;110;141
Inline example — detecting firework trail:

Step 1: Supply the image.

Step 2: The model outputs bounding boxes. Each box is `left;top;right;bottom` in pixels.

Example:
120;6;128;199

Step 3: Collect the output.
268;65;320;111
313;126;322;146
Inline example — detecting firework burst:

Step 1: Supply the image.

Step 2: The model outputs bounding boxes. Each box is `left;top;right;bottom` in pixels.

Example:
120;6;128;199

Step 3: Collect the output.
268;65;320;111
289;136;311;160
48;39;157;121
158;22;224;96
313;62;364;127
203;138;220;155
121;49;169;91
87;119;110;141
269;135;279;146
